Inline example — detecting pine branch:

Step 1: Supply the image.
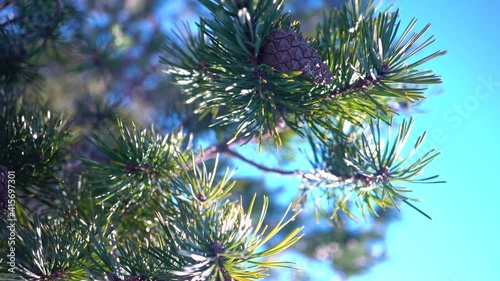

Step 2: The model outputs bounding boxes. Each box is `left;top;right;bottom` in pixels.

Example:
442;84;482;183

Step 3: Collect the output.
0;0;77;87
84;119;191;206
314;1;447;126
0;1;448;279
193;122;301;176
0;97;73;210
325;71;387;99
300;117;444;224
162;0;445;146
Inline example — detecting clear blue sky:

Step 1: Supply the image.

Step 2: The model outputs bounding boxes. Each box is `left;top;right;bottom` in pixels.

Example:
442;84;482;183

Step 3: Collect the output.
350;0;500;280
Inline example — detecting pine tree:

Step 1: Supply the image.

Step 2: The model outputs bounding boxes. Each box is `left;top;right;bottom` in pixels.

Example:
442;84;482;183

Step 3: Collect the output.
0;0;446;280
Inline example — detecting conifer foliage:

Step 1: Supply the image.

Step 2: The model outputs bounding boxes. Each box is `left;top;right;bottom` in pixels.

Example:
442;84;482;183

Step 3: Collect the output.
1;0;445;280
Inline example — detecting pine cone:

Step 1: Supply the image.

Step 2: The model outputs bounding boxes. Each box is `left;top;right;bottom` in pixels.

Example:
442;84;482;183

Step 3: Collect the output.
260;28;333;84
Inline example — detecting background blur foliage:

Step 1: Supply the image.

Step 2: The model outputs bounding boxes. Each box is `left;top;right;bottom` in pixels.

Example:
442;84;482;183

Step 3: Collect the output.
0;0;444;280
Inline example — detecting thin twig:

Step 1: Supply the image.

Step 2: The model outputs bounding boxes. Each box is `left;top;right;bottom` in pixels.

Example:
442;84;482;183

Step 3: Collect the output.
217;144;299;175
193;130;301;176
325;73;385;100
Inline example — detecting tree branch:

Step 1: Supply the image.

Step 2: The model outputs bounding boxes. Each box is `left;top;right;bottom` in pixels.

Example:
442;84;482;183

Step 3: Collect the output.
194;129;301;176
217;144;299;175
326;69;388;100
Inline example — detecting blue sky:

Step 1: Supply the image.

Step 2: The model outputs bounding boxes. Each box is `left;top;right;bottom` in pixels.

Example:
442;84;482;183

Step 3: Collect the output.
350;0;500;280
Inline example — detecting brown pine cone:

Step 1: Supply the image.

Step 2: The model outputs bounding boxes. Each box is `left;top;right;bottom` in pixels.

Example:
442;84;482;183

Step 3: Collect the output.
260;28;333;84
